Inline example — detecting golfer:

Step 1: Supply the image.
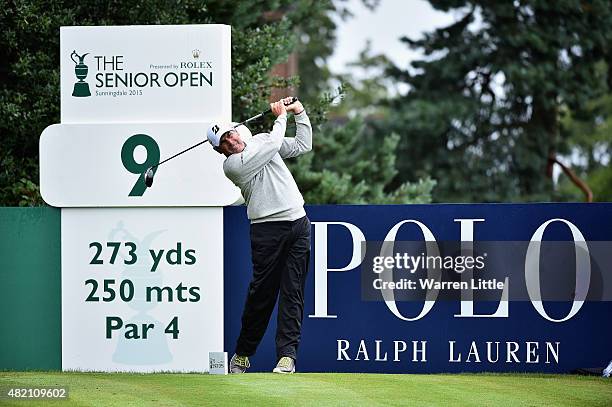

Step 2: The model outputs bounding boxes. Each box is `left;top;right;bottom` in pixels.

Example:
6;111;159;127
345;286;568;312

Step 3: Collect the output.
207;97;312;374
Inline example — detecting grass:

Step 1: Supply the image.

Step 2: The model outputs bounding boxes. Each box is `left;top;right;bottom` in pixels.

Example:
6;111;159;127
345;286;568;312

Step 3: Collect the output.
0;371;611;406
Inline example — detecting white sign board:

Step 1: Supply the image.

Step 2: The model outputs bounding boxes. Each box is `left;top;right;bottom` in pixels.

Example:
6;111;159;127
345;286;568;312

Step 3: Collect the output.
60;25;231;123
54;25;234;372
61;207;224;372
40;122;243;207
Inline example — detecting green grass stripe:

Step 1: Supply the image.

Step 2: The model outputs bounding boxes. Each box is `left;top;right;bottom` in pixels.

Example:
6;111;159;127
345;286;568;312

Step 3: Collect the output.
0;372;611;406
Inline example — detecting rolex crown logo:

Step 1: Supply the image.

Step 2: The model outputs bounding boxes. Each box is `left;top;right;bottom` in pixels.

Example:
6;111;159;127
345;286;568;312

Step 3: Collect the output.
192;49;201;59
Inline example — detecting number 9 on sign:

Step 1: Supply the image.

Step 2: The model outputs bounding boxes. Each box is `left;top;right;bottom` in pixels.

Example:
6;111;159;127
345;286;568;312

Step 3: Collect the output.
121;134;160;196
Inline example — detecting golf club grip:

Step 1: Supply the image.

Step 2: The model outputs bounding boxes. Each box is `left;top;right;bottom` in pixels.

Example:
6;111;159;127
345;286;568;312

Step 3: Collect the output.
261;96;299;115
236;97;299;127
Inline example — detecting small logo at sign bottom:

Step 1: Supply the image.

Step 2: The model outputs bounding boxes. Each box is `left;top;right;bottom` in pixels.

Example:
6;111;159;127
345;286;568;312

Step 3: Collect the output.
209;352;228;375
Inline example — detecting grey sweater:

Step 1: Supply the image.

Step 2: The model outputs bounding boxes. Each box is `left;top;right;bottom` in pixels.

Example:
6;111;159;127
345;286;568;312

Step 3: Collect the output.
223;111;312;223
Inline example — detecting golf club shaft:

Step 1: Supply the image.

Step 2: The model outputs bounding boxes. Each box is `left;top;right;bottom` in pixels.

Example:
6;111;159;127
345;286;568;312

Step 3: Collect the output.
153;139;208;169
152;97;298;169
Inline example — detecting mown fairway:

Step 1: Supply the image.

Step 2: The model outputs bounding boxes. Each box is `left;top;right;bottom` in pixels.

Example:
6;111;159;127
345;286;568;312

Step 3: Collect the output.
1;371;611;406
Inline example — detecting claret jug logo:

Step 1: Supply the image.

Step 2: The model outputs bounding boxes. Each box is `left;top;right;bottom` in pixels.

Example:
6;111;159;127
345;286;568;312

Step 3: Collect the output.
71;50;91;97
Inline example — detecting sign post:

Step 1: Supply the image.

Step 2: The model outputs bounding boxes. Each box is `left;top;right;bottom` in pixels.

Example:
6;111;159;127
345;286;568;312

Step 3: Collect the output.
40;24;232;372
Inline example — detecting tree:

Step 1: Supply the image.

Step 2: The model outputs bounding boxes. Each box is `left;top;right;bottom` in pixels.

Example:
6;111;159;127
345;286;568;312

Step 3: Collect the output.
0;0;298;206
286;1;435;204
1;0;434;206
287;90;436;204
381;0;612;202
558;85;612;202
292;0;380;102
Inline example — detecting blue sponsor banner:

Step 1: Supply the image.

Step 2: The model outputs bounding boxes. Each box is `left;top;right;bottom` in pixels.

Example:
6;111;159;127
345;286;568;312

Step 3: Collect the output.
224;204;612;373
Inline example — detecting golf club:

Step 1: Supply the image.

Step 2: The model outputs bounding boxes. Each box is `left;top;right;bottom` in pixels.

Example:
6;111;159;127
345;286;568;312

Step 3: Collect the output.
144;97;299;188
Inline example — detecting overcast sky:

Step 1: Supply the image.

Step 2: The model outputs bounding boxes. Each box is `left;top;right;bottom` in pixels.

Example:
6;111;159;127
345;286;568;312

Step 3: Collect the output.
328;0;456;74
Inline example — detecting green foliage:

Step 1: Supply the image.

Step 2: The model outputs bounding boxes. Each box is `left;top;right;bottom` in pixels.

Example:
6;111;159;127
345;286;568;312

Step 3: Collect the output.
289;118;436;204
286;89;436;204
293;0;381;102
584;167;612;202
558;90;612;202
333;41;398;117
380;1;612;202
291;7;436;205
0;0;297;205
0;153;42;206
0;0;432;206
292;0;352;102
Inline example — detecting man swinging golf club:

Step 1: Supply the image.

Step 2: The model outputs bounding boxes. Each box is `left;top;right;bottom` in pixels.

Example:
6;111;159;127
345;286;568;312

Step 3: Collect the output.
207;97;312;374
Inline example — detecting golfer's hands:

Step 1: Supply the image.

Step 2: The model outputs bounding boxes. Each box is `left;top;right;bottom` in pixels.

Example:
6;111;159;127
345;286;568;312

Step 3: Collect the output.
270;100;287;117
282;96;304;114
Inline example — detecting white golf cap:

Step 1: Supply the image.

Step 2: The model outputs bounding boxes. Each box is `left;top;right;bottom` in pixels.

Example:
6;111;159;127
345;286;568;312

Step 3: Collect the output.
207;122;234;147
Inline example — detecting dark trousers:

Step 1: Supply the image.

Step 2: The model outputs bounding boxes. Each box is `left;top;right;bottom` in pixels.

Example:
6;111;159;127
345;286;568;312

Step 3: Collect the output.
235;215;311;361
